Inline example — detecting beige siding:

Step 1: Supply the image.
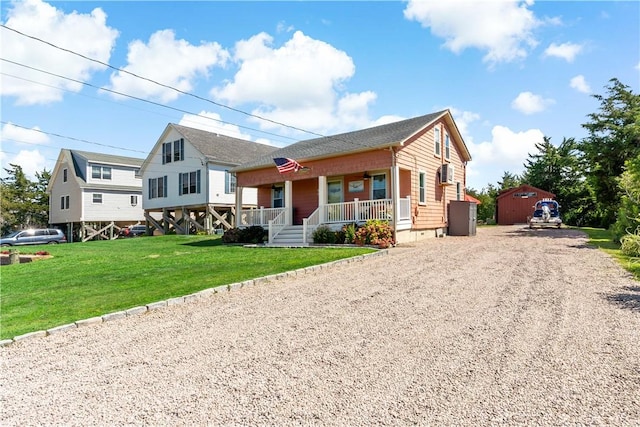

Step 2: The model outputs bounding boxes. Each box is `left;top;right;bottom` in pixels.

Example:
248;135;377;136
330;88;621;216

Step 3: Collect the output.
397;118;467;231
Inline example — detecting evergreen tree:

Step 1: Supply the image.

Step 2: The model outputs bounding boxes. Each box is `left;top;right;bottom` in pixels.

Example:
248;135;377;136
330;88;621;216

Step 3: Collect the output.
579;78;640;228
522;137;596;226
497;171;521;191
0;165;51;235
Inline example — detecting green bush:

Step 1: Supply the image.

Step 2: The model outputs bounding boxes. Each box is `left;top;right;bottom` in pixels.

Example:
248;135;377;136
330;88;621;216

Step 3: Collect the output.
620;228;640;257
222;226;267;244
312;225;337;244
342;223;357;244
354;220;394;248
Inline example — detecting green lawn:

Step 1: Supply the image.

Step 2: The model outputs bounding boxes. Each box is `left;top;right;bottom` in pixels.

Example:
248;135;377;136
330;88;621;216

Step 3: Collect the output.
578;227;640;281
0;236;375;340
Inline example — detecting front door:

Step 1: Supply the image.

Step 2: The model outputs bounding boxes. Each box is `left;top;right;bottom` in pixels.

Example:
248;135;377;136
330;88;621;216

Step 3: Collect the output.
327;180;343;222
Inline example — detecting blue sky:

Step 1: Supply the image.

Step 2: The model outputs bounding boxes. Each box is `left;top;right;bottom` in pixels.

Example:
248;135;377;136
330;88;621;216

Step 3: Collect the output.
1;0;638;190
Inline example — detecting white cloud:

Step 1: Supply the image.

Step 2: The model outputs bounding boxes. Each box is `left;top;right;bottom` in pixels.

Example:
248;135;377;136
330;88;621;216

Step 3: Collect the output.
1;150;48;179
569;75;591;94
403;0;542;65
467;125;544;183
1;123;50;145
447;107;481;145
212;31;376;134
107;30;229;103
0;0;118;105
636;61;640;70
178;111;254;141
543;42;583;62
511;91;555;115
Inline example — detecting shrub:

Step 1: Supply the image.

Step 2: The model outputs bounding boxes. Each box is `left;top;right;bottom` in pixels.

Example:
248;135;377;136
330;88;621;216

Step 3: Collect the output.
312;225;337;244
354;220;394;248
620;227;640;257
243;226;268;244
222;226;267;244
342;223;357;244
222;228;242;244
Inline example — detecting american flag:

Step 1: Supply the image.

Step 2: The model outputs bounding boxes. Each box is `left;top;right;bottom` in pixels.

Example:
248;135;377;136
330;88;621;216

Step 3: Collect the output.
273;157;303;173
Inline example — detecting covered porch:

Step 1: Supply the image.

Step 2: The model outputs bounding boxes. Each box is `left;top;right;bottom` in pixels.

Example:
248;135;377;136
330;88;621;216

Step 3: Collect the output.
235;167;413;245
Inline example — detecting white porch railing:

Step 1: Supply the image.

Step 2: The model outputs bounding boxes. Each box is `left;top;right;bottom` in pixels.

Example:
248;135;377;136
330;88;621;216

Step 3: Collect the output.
268;209;287;243
239;207;286;227
303;197;411;243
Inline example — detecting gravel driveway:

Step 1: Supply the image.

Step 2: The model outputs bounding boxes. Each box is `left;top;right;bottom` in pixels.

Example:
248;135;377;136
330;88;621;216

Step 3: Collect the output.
1;225;639;425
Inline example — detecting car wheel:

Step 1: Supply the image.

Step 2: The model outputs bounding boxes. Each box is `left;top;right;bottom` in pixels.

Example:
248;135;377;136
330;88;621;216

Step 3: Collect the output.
48;241;58;244
0;243;11;247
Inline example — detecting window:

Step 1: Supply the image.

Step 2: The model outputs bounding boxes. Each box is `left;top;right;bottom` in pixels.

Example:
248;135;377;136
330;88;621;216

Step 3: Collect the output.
372;174;387;200
131;195;138;206
148;176;168;199
93;193;102;204
162;142;172;164
174;138;184;162
272;186;284;208
179;170;201;195
445;133;451;160
456;182;462;200
60;195;69;210
225;171;236;194
419;171;426;204
162;139;184;164
63;168;68;182
92;165;111;180
434;127;441;157
327;180;343;204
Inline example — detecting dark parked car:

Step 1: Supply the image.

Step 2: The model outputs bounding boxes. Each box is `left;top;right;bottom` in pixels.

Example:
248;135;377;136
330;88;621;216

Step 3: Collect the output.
119;225;147;238
0;228;67;246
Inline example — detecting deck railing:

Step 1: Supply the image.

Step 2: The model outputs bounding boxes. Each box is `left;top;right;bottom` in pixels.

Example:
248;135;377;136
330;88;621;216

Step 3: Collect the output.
267;209;287;243
239;207;286;227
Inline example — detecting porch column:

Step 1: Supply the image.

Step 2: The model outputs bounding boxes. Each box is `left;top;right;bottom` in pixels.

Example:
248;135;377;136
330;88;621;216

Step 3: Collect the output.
235;186;243;227
318;175;327;223
391;165;400;230
285;180;293;225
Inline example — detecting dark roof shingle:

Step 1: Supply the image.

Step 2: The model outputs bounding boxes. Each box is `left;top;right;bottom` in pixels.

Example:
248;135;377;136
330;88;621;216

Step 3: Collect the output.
232;110;446;171
172;124;278;165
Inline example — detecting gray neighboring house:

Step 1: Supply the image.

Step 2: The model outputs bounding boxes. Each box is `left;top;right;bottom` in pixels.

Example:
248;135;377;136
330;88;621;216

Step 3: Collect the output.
47;149;145;242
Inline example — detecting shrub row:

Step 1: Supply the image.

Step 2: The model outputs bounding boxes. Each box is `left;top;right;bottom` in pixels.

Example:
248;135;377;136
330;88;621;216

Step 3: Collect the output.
312;220;394;248
222;226;267;244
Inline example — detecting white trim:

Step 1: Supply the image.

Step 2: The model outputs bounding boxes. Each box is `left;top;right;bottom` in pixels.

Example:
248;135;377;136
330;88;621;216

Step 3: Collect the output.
418;170;427;205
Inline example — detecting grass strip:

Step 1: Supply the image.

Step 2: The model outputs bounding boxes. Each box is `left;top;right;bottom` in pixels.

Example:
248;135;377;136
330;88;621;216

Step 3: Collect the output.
578;227;640;281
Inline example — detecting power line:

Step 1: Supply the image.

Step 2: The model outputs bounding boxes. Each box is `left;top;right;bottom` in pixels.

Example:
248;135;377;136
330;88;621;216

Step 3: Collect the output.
1;121;149;155
1;24;331;139
0;65;297;146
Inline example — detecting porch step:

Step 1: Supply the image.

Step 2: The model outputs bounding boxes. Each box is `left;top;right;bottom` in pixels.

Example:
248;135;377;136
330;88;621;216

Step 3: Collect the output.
271;225;306;245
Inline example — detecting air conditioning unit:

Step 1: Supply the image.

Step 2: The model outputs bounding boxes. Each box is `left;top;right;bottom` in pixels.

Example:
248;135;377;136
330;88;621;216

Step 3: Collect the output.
439;164;454;185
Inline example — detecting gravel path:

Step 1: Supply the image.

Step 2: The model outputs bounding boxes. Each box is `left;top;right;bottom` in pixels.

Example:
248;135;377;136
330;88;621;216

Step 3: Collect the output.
1;225;639;425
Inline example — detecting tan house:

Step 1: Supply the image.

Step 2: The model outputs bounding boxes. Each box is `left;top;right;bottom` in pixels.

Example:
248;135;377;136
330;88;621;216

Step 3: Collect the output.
231;109;472;245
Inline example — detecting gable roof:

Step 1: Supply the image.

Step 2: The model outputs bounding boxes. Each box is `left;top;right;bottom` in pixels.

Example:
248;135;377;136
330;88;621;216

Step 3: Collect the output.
232;109;471;172
139;124;279;175
47;149;144;193
496;184;555;200
171;124;277;165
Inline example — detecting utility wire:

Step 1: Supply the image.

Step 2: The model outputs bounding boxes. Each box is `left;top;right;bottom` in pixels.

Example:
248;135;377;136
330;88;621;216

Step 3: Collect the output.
0;65;297;145
1;24;331;139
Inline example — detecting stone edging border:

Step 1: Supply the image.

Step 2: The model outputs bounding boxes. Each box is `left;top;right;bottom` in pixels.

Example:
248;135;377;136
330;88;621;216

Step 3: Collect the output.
0;250;388;347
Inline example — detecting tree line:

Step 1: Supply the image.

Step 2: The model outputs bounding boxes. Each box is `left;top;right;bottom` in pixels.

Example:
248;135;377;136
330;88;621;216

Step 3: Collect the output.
0;164;51;236
467;78;640;243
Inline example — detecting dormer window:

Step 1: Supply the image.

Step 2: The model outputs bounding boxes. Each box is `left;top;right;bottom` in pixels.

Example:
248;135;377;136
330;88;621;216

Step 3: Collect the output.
92;165;111;180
